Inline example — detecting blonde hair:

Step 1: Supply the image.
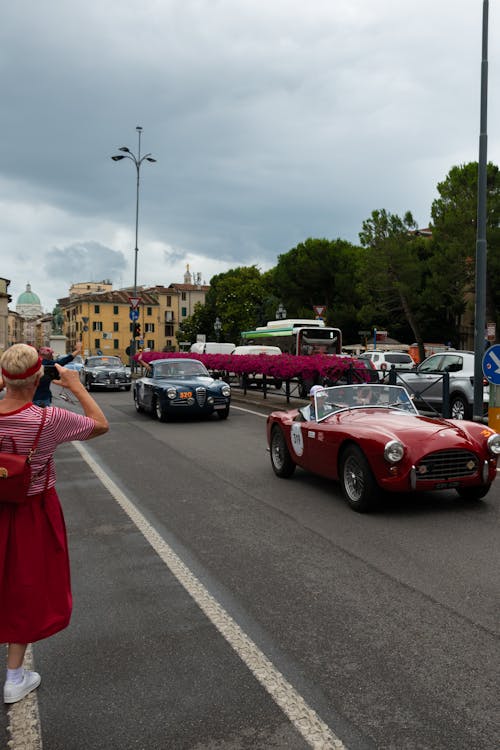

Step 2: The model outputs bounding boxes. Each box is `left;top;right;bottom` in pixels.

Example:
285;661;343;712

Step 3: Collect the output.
0;343;43;388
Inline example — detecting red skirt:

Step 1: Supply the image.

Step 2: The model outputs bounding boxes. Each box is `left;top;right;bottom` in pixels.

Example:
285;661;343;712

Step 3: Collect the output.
0;487;72;643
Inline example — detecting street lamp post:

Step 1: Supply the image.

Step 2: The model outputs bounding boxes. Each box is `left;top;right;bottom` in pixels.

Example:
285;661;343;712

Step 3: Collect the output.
214;317;222;342
275;303;287;320
111;126;156;367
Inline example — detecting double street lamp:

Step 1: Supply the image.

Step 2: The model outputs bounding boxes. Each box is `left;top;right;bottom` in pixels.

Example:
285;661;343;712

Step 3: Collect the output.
214;317;222;342
275;303;287;320
111;126;156;363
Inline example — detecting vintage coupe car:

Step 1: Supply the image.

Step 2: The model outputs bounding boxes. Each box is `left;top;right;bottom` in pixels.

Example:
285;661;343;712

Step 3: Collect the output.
133;358;231;421
80;355;132;391
267;383;500;512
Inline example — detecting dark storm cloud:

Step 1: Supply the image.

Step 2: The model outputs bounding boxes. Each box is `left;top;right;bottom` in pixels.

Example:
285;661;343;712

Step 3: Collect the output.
44;242;127;285
0;0;498;312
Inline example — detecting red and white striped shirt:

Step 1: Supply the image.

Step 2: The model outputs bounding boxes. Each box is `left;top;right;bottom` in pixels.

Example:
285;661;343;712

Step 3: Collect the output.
0;404;95;494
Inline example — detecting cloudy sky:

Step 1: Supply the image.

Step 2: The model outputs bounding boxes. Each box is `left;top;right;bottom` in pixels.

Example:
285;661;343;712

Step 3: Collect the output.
1;0;498;312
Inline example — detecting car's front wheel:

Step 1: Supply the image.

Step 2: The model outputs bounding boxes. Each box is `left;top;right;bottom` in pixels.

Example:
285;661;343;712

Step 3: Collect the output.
134;391;144;413
457;485;491;501
154;396;168;422
340;445;379;512
450;394;471;420
85;378;92;392
270;426;296;478
217;406;230;420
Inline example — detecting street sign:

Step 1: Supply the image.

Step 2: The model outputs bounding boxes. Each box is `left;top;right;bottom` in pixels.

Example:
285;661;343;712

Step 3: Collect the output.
313;305;326;318
129;297;141;309
482;344;500;385
129;309;139;321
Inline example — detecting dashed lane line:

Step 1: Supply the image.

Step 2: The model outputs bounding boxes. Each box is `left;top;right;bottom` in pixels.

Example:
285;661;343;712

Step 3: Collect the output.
72;441;348;750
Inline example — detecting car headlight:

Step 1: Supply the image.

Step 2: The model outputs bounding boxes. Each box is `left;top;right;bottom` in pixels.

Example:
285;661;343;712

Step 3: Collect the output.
167;387;177;400
221;385;231;397
487;433;500;455
384;440;405;463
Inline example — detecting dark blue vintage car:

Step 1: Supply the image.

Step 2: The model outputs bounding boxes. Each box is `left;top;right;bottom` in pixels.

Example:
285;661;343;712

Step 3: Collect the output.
133;358;231;421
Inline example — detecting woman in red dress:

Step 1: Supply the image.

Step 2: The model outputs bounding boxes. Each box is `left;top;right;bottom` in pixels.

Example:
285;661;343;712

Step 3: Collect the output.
0;343;109;704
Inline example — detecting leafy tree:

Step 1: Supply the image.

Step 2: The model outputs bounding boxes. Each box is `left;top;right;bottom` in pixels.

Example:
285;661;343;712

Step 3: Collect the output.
358;209;428;359
176;301;214;346
268;237;363;341
428;162;500;340
203;266;269;344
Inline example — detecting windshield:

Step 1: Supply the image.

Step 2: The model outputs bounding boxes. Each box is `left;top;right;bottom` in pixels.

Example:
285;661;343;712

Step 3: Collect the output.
313;384;417;422
153;361;209;378
87;357;122;367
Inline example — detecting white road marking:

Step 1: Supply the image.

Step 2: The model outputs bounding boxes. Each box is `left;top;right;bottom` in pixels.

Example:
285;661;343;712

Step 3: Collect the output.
5;645;43;750
231;404;269;418
72;441;347;750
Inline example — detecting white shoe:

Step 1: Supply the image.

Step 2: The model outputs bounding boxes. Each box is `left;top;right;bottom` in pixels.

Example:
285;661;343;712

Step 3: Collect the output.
3;670;41;704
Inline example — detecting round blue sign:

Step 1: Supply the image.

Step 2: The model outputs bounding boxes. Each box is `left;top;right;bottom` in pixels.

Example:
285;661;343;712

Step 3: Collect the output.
482;344;500;385
129;309;139;321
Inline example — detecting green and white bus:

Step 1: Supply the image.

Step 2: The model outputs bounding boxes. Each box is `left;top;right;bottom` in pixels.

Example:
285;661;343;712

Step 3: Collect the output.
240;319;342;356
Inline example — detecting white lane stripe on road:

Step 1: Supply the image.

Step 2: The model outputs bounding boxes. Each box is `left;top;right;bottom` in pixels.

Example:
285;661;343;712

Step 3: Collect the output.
73;441;347;750
231;404;269;418
6;645;43;750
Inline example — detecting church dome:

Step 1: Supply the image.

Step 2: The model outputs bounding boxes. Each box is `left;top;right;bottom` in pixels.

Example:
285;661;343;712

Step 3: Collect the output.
17;283;41;306
16;283;43;318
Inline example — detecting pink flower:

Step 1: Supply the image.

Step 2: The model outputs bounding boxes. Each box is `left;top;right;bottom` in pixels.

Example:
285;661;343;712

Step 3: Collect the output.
134;351;369;383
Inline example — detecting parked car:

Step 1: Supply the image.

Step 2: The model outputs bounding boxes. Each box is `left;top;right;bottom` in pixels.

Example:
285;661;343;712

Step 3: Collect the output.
393;351;489;420
80;356;132;391
231;345;283;389
64;354;84;372
267;383;500;512
133;358;231;421
357;351;415;380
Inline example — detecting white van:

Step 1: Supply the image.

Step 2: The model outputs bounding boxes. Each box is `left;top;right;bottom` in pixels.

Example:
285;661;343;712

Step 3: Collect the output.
231;345;282;356
231;344;282;389
189;341;235;355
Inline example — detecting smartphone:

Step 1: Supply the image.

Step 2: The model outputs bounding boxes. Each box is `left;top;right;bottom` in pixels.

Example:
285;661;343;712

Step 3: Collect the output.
44;365;59;381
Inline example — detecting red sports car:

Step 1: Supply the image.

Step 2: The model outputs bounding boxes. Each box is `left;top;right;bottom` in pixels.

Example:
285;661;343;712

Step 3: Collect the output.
266;384;500;512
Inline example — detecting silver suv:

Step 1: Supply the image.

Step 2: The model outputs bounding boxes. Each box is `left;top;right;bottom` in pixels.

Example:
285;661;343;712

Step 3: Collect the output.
392;350;489;420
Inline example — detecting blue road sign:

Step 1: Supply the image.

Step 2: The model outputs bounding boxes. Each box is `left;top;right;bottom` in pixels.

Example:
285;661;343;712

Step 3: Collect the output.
129;309;139;321
482;344;500;385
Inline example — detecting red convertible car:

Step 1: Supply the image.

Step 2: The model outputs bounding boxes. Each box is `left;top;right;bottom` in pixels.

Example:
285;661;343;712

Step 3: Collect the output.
266;384;500;512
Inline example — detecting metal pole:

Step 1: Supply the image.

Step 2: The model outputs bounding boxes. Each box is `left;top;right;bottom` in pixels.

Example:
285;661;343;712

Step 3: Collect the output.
134;126;142;297
473;0;488;420
111;129;155;369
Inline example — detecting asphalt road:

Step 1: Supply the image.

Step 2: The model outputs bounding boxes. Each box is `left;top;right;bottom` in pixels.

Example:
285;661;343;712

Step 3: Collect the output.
2;387;499;750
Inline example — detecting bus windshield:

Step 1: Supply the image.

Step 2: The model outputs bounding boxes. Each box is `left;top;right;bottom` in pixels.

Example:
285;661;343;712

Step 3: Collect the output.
299;328;340;355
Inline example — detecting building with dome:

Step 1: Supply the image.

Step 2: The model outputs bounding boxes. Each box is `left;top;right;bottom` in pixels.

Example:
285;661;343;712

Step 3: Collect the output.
16;283;43;319
13;283;49;347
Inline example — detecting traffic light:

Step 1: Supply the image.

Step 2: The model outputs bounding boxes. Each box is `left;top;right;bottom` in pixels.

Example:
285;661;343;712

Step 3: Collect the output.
133;323;141;338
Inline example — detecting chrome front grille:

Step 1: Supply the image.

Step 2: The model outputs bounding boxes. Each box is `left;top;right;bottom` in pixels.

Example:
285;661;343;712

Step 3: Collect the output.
196;387;207;406
415;450;479;480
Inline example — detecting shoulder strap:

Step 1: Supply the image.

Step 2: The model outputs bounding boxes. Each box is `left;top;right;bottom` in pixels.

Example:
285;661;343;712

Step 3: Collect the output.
27;409;47;464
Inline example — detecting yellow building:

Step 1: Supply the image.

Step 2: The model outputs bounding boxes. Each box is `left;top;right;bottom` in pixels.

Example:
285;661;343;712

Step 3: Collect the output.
58;289;160;360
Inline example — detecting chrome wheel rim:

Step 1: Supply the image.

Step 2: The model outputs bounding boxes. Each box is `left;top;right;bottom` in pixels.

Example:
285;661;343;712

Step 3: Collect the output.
451;400;465;419
344;455;364;502
271;433;285;470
